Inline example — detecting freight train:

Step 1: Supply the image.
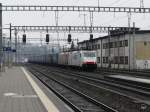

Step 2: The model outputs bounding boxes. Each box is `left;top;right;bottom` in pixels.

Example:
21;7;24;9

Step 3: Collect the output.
28;50;97;70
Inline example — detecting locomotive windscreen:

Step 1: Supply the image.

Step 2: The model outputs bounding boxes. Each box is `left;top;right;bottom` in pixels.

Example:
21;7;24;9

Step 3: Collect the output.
83;52;96;57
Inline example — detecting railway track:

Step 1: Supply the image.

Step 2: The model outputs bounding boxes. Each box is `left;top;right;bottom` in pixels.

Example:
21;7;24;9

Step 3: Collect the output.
55;65;150;92
60;68;150;96
27;64;150;112
27;66;117;112
96;68;150;78
34;64;150;97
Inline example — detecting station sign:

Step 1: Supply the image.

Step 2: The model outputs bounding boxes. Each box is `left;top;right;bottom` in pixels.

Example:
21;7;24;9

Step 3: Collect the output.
3;47;11;51
3;47;16;52
12;49;16;52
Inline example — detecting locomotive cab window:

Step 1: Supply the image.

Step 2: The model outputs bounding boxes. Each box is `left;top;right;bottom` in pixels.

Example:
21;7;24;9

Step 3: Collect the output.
84;52;96;57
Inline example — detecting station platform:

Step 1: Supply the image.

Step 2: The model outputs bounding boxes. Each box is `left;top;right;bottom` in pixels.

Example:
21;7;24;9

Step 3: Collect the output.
106;75;150;84
0;66;73;112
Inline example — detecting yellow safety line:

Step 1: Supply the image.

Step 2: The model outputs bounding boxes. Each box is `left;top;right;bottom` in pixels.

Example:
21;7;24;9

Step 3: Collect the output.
21;67;60;112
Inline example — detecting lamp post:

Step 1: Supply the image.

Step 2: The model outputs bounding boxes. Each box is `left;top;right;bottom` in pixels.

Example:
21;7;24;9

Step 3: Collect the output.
0;3;3;72
9;23;12;67
14;28;18;64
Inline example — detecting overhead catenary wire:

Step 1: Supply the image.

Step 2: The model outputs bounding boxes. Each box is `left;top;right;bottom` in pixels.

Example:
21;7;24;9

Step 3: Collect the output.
109;0;135;7
108;0;122;6
100;0;146;29
101;15;128;25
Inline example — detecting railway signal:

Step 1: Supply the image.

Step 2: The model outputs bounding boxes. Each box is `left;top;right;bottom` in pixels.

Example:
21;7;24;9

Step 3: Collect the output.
68;34;72;43
90;34;93;41
46;34;49;44
22;34;26;43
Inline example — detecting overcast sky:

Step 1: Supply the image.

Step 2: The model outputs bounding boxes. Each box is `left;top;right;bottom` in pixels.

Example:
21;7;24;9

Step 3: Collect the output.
1;0;150;43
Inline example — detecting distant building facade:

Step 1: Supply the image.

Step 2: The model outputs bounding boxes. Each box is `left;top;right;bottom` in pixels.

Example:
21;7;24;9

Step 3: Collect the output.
78;30;150;69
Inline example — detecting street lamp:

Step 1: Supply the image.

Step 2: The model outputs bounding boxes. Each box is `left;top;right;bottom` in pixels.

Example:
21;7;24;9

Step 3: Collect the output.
4;23;12;67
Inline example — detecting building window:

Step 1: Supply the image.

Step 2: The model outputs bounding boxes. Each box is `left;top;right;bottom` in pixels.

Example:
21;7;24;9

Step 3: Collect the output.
92;45;95;49
124;40;128;47
103;57;108;63
103;57;106;63
113;56;128;64
106;57;108;63
119;41;123;47
98;44;100;49
112;42;115;48
109;42;113;48
88;46;91;50
125;56;128;64
106;43;109;49
97;57;100;63
120;56;124;64
103;43;106;49
114;42;118;48
94;45;96;49
95;45;97;49
114;56;119;64
112;57;115;64
90;46;92;50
